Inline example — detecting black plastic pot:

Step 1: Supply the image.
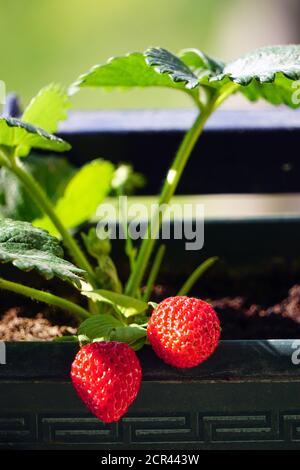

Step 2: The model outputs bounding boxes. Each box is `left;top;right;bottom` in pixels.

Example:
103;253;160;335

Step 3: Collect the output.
1;98;300;450
1;341;300;450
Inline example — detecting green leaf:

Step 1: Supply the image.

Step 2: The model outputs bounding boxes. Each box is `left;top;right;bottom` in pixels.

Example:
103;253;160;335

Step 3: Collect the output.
53;335;79;342
22;84;70;134
71;51;195;94
0;154;75;221
211;45;300;108
110;324;146;349
78;314;123;341
148;301;158;309
215;45;300;85
81;289;148;318
77;315;146;350
179;48;224;76
0;218;85;286
0;117;71;157
34;159;114;235
240;73;300;108
145;47;199;90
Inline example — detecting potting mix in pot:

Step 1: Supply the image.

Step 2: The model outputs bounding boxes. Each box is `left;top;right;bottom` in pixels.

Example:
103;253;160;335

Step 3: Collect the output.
0;45;300;422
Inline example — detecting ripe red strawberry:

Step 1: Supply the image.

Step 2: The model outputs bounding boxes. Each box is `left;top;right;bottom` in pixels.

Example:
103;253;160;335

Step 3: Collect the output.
71;341;142;423
147;296;220;368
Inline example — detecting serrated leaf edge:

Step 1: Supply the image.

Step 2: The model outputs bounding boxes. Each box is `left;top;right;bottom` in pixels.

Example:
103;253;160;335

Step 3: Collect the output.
0;219;85;286
211;70;300;86
22;83;71;130
0;117;71;151
69;52;144;95
144;47;199;90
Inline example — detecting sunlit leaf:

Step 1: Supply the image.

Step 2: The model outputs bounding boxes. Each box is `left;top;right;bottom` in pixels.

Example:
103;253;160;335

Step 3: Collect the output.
22;84;70;134
81;289;148;318
34;159;114;235
210;45;300;108
0;117;71;157
71;51;195;95
214;45;300;85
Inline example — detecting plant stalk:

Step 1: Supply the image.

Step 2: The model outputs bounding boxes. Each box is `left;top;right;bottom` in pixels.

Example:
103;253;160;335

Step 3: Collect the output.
125;84;239;297
177;256;218;296
5;155;97;286
0;277;91;320
143;244;166;302
125;103;214;296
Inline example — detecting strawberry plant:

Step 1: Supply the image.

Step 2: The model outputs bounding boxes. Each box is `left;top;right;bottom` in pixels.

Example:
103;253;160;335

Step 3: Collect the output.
73;45;300;299
0;44;300;422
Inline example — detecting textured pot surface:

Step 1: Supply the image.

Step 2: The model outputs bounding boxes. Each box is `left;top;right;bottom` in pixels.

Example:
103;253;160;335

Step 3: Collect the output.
1;341;300;450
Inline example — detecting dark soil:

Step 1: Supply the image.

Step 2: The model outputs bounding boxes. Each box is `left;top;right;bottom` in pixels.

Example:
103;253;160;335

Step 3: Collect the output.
0;293;78;341
211;284;300;339
0;308;77;341
1;283;300;341
150;283;300;340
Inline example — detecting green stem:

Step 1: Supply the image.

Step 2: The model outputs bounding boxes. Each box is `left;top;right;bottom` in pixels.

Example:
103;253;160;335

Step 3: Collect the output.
125;84;239;297
212;82;240;110
118;189;136;273
143;244;166;302
0;277;91;320
177;256;218;296
3;154;97;286
125;102;214;296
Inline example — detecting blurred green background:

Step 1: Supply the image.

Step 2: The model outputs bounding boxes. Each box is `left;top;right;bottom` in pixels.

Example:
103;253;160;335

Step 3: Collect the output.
0;0;299;108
